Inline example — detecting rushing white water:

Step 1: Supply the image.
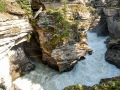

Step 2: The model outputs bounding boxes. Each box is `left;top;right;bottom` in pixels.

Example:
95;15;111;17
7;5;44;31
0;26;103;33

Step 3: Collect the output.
0;55;12;89
13;31;120;90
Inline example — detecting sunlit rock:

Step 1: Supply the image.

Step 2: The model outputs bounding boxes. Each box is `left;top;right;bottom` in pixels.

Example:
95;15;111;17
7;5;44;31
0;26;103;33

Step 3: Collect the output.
0;0;33;88
5;0;25;15
32;1;94;72
0;12;33;59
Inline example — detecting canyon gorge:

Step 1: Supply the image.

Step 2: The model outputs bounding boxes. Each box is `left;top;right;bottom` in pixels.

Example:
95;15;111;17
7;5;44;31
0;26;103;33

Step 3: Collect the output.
0;0;120;90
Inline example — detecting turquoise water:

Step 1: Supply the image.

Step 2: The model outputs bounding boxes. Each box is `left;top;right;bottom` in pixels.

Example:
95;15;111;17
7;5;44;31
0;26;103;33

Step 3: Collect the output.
13;32;120;90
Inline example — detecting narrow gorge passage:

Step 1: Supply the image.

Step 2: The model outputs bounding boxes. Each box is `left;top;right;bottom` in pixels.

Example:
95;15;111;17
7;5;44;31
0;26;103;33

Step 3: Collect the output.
13;31;120;90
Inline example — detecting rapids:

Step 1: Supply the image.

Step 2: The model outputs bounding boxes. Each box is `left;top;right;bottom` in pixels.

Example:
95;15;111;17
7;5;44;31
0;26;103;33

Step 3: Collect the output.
7;31;120;90
0;56;12;89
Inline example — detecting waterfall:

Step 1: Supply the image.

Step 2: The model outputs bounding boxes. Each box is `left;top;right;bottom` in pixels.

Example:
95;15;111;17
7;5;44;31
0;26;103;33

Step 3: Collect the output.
13;31;120;90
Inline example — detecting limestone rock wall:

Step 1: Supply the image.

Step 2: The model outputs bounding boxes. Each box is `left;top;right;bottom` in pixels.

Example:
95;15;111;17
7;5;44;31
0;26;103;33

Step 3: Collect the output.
101;0;120;68
0;0;33;59
0;0;35;89
0;13;33;59
90;0;120;68
31;0;94;72
64;0;120;89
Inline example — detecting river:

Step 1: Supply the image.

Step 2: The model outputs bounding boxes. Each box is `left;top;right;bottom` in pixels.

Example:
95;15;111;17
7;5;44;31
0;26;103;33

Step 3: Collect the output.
12;31;120;90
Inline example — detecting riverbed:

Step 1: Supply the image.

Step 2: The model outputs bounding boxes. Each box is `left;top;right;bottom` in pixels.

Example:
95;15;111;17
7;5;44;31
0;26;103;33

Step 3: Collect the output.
12;31;120;90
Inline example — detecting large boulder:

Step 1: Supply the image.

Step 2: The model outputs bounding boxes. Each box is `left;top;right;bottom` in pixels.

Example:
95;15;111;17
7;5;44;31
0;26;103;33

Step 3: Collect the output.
105;39;120;68
31;1;94;72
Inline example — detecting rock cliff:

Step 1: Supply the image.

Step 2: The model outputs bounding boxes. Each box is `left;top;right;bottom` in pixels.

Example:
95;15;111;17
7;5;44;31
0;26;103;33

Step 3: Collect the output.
1;0;120;89
101;0;120;68
31;0;95;72
64;0;120;89
0;0;35;89
88;0;120;69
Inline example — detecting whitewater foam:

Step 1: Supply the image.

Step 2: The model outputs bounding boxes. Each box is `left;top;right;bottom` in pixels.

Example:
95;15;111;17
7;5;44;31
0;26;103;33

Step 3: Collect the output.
13;32;120;90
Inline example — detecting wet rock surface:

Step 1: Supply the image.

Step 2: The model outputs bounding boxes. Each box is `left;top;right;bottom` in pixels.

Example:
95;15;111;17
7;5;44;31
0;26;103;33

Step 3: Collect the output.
0;78;6;90
8;43;35;81
23;36;43;63
105;38;120;68
9;83;21;90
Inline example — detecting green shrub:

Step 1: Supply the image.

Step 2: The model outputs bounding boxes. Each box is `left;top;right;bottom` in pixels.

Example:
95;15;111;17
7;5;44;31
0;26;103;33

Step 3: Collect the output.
64;79;120;90
16;0;32;15
46;9;71;46
0;0;6;12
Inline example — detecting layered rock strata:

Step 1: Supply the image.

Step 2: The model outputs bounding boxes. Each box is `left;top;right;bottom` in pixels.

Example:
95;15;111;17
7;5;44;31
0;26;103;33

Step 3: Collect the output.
0;0;34;88
0;0;33;59
8;43;35;81
102;0;120;68
31;0;94;72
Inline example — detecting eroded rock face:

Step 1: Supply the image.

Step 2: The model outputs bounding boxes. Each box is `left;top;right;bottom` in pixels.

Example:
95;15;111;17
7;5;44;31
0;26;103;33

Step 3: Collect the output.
23;36;42;63
98;0;120;68
8;43;35;81
0;0;34;88
92;0;120;68
103;0;120;38
32;1;93;72
5;0;25;15
9;83;21;90
106;16;120;38
105;39;120;68
0;0;33;61
0;12;33;60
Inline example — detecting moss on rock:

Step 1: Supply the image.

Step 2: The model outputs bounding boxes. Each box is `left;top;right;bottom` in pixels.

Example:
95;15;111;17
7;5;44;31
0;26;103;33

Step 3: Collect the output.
16;0;32;16
64;76;120;90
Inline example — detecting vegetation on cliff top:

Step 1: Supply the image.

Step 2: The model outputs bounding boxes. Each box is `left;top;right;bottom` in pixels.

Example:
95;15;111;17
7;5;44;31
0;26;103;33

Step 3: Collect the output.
0;0;6;12
16;0;32;16
43;7;79;52
36;1;79;53
64;76;120;90
31;0;95;53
